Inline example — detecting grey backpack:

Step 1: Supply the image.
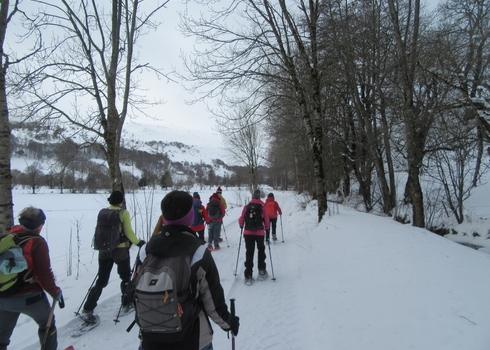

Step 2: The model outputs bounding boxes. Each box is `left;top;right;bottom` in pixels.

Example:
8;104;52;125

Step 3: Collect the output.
134;244;206;341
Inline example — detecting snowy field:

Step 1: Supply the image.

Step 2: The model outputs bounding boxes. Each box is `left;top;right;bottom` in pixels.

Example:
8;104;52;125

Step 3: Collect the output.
6;186;490;350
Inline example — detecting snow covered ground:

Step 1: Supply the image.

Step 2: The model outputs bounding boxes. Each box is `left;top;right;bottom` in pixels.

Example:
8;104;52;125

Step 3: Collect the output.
6;186;490;350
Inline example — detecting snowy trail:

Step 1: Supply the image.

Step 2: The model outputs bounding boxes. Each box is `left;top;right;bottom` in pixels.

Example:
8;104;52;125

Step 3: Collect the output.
9;189;490;350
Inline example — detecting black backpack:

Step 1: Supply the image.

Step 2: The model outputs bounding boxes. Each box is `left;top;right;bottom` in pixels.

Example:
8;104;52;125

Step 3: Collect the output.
133;245;205;341
244;203;263;230
207;200;221;219
92;209;125;252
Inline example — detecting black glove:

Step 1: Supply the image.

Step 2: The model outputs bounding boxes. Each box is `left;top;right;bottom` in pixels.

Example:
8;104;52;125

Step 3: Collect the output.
229;315;239;336
137;240;146;248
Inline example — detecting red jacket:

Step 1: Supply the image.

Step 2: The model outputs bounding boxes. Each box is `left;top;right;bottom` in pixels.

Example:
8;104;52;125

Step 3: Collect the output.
9;225;60;298
265;197;282;219
206;193;225;223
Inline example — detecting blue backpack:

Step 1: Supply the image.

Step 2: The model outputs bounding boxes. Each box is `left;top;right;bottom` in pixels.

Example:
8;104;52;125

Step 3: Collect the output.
192;200;203;227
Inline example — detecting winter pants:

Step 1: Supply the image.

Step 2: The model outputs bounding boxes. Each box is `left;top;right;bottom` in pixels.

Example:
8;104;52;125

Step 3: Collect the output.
244;235;266;278
270;218;278;236
207;222;222;248
84;248;131;312
0;291;57;350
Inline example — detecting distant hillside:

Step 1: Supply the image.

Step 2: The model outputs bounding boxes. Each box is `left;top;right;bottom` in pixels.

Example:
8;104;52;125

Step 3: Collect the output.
9;120;249;192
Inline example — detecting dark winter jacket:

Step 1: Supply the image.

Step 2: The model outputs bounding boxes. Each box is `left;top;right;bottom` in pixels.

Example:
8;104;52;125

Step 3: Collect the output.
238;199;270;237
140;225;233;349
265;197;282;219
4;225;60;298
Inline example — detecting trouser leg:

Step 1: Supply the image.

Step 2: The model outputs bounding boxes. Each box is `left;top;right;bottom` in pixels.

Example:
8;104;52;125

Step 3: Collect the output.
0;308;19;350
270;218;277;236
244;236;256;278
257;236;267;271
116;255;132;306
84;258;114;311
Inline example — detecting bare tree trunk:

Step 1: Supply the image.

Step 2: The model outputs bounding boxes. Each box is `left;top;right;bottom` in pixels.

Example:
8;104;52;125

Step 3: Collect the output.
0;0;14;232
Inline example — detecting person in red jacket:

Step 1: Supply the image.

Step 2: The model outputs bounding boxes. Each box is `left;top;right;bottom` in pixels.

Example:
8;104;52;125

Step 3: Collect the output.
238;189;270;284
264;193;282;242
206;193;225;251
190;192;209;241
0;206;63;350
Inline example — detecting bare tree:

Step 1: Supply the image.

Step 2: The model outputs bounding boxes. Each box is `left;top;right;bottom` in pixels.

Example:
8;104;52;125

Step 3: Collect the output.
218;107;266;193
434;0;490;187
15;0;168;193
0;0;42;232
181;0;329;221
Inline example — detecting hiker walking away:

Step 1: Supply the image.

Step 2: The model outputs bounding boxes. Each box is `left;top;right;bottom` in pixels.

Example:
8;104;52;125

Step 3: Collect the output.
264;193;282;242
206;193;225;251
137;190;239;350
238;189;270;284
0;207;63;350
190;192;209;241
216;186;227;210
80;190;145;324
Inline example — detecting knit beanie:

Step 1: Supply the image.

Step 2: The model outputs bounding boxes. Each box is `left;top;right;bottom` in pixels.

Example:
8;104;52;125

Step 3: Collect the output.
161;190;194;226
253;189;261;199
193;192;200;199
268;193;274;198
19;207;46;230
108;190;124;205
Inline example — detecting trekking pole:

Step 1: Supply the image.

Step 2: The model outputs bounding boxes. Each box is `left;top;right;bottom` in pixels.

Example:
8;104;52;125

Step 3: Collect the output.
233;228;243;277
75;272;99;316
41;298;57;350
267;240;276;281
280;215;284;243
114;246;142;324
230;298;236;350
222;223;230;248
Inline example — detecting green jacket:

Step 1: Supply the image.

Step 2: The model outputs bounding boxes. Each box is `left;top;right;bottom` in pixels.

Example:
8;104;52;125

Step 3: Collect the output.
108;205;141;247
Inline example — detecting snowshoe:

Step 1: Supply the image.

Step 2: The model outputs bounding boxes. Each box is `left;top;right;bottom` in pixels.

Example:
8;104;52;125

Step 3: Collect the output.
71;314;100;337
244;277;255;286
257;270;269;281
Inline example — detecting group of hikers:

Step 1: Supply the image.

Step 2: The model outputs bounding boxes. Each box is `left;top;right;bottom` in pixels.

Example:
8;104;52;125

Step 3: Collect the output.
0;186;282;350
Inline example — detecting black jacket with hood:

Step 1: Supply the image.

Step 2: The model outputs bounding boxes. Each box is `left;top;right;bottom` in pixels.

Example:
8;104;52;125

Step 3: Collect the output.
140;225;233;350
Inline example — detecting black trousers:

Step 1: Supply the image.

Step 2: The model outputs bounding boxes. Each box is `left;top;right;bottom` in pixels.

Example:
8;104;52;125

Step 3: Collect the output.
270;218;278;235
84;248;131;311
244;235;266;278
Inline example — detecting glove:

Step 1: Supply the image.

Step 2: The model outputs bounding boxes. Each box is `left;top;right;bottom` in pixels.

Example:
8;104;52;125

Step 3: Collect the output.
229;315;239;336
56;289;65;309
137;240;146;248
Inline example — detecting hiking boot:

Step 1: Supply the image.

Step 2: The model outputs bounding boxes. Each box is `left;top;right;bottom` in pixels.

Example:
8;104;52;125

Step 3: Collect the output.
272;234;277;241
80;310;97;324
121;304;134;315
257;270;269;281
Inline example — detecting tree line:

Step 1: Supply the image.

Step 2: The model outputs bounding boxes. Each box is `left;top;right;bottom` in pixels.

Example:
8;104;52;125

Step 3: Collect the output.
180;0;490;229
0;0;486;233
